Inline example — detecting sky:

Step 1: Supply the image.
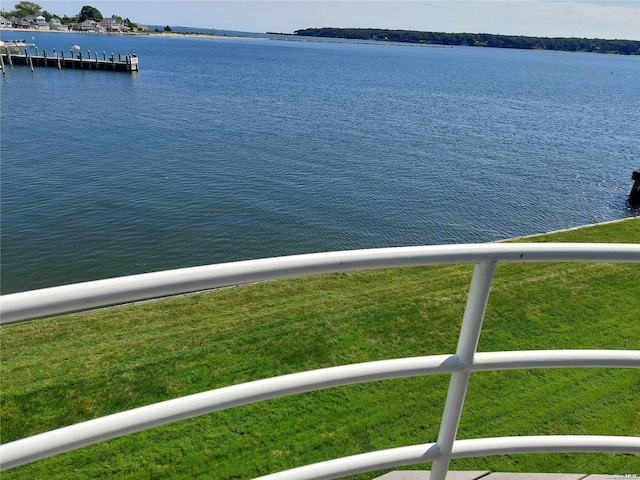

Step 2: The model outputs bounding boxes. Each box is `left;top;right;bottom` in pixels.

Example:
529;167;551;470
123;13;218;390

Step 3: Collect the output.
7;1;640;40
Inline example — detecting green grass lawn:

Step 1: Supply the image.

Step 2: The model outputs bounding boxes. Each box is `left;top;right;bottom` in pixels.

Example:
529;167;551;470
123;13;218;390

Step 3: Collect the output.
1;219;639;479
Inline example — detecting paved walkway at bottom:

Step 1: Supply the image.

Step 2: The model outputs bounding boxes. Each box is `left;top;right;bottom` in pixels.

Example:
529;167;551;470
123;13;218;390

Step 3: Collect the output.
374;471;619;480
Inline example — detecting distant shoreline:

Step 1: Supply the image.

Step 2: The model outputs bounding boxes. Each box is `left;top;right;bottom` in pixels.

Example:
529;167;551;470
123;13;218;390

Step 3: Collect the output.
153;32;264;41
0;27;260;41
295;27;640;55
4;26;639;54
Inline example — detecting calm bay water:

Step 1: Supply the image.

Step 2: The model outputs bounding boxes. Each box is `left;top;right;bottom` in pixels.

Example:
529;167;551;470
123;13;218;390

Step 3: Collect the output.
1;32;639;294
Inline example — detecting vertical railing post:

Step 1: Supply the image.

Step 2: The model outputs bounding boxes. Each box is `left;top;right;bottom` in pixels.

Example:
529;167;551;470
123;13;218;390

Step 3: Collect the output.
431;260;496;480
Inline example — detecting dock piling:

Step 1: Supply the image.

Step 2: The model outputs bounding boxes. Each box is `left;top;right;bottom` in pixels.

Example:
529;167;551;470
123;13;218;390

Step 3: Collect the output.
1;54;5;75
629;170;640;207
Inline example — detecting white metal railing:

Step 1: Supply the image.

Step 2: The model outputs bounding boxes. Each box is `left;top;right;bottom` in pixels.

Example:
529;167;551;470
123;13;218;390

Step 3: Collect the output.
1;243;639;478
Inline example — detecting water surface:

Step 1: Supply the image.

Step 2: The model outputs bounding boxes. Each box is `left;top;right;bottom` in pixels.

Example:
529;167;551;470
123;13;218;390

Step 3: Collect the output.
1;32;638;293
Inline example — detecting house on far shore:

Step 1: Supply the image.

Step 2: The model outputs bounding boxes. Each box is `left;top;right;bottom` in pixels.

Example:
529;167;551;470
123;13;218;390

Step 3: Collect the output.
72;19;106;33
16;14;49;30
79;19;97;31
49;18;69;31
0;15;13;28
98;17;131;33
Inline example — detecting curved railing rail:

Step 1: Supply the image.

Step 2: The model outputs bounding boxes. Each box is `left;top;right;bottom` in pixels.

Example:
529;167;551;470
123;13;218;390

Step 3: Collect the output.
1;243;639;478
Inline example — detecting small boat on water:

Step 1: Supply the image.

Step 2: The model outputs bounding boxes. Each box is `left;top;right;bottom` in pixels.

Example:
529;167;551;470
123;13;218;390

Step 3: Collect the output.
0;39;36;55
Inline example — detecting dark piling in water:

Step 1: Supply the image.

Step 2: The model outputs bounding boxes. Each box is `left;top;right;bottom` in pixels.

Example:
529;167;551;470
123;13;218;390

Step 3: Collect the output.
629;170;640;207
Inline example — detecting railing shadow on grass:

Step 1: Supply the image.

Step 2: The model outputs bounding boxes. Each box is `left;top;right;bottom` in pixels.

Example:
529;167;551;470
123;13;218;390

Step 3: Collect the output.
1;243;639;479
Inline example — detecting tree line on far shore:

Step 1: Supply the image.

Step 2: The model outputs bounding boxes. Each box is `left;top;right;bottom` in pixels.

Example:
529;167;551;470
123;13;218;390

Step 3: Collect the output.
294;28;640;55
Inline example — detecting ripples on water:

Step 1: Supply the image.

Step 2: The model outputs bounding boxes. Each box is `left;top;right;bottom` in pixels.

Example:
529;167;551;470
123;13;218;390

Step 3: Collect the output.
1;33;638;292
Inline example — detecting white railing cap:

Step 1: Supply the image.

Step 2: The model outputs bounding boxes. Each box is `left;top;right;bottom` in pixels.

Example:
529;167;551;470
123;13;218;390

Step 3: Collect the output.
2;243;639;325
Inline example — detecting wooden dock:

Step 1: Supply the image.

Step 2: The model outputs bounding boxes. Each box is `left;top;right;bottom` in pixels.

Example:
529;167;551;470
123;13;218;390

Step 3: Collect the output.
0;51;138;73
